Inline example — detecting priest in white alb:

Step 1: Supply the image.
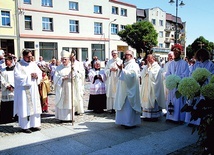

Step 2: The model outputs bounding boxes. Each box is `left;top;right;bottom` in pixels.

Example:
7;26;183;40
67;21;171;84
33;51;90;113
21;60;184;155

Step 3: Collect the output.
104;50;122;113
14;50;42;133
54;50;84;122
114;50;142;129
140;54;165;121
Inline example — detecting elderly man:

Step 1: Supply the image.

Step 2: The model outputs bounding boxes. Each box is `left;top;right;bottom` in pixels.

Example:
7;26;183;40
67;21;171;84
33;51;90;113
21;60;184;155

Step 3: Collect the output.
140;54;165;121
70;51;85;115
54;50;73;122
114;50;142;129
14;50;42;133
165;44;189;123
105;50;122;113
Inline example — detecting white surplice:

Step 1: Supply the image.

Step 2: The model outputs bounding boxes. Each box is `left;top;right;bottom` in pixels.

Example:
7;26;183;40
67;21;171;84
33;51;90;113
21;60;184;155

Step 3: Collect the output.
185;59;214;125
14;60;42;129
1;67;14;101
165;59;189;122
105;57;122;110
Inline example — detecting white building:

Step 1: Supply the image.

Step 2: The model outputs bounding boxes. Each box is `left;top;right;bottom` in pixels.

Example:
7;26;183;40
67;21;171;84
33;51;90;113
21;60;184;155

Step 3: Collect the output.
17;0;137;63
137;7;186;61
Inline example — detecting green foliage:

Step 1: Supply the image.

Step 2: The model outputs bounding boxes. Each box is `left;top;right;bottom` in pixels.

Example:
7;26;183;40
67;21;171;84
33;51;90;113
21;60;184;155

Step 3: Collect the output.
118;21;158;57
186;36;214;59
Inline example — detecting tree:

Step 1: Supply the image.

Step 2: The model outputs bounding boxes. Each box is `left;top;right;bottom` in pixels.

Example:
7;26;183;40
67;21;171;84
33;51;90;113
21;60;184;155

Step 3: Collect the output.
118;21;158;58
186;36;214;59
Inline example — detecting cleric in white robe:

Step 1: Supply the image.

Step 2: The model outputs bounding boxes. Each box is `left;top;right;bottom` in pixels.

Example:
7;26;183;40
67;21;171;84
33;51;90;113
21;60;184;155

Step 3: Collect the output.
70;51;85;115
54;50;84;122
140;54;165;121
114;50;141;129
104;50;122;112
14;50;42;133
165;44;189;123
185;48;214;125
0;56;17;124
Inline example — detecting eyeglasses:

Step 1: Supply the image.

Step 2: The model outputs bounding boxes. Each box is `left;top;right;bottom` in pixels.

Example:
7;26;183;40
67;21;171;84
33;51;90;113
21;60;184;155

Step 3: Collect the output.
24;56;32;59
61;58;69;61
125;54;132;56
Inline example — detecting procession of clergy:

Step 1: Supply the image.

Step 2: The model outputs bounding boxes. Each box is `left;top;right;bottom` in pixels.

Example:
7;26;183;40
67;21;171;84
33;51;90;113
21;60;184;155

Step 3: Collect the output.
0;43;214;133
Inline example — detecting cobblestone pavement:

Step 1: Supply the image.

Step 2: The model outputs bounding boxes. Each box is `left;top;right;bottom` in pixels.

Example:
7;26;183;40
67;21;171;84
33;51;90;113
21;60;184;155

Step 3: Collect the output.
0;82;114;137
0;82;202;154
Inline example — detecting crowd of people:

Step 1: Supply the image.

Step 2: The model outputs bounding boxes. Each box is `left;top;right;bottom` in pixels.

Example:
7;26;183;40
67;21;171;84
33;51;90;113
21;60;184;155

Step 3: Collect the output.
0;44;213;133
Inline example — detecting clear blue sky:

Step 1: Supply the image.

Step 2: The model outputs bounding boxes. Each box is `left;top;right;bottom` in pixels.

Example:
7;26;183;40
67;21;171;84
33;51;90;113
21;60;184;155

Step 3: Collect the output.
122;0;214;46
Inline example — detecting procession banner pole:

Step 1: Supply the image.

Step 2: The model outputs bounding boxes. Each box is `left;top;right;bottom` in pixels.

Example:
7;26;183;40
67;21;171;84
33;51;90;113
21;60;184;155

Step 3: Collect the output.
71;53;74;126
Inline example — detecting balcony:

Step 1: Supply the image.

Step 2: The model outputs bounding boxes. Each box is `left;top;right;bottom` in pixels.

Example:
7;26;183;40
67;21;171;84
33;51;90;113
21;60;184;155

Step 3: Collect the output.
164;38;173;44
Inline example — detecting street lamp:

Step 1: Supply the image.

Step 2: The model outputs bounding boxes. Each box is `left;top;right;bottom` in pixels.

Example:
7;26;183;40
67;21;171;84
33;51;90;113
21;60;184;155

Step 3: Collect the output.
169;0;185;44
108;19;117;59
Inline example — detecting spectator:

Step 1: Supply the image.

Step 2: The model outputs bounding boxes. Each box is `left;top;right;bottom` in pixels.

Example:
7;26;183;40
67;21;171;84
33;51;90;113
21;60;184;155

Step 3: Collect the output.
39;71;51;113
83;58;90;81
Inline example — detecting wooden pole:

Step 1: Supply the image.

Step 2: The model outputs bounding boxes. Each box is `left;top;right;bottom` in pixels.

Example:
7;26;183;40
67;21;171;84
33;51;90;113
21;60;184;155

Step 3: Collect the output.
71;53;74;126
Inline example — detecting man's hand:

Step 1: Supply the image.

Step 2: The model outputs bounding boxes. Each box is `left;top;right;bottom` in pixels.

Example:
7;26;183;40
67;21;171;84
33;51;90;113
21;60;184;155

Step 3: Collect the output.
31;73;38;79
116;63;123;70
110;68;118;72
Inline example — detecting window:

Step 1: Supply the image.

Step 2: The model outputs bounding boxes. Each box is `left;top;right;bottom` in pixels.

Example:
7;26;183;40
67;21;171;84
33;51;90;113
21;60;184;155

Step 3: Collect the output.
121;8;127;16
159;20;163;26
159;43;163;48
82;48;88;61
159;31;163;38
69;1;78;10
112;6;118;15
111;24;118;34
120;25;126;31
42;17;53;31
24;0;31;4
94;22;102;34
92;44;105;61
152;19;156;25
42;0;52;7
25;16;32;30
94;5;102;14
39;42;58;61
24;41;35;55
1;11;10;26
69;20;79;33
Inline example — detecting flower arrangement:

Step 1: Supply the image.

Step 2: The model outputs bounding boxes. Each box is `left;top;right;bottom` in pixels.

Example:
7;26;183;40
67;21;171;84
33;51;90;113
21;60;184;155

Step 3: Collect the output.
165;74;181;90
192;68;211;84
201;83;214;100
210;75;214;83
177;77;200;99
177;68;214;154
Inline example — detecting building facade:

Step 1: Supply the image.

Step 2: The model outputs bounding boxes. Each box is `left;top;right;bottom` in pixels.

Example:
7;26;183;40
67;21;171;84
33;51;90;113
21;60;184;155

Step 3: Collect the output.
16;0;136;63
137;7;186;61
0;0;17;56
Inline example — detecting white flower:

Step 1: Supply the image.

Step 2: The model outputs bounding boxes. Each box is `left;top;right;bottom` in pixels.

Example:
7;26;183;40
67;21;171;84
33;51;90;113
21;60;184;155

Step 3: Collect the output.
165;75;181;90
201;83;214;100
210;75;214;84
192;68;211;84
177;77;200;99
